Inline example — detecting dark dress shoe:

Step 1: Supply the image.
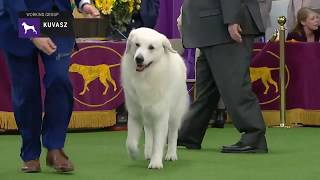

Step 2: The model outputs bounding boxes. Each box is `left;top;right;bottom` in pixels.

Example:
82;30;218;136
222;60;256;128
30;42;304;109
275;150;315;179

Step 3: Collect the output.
177;140;201;150
222;142;242;149
21;160;41;173
46;149;74;172
211;120;225;128
221;143;268;153
210;109;226;128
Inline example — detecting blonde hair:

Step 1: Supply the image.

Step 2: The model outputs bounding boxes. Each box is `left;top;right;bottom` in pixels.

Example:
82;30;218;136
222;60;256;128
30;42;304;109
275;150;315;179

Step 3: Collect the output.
292;7;318;34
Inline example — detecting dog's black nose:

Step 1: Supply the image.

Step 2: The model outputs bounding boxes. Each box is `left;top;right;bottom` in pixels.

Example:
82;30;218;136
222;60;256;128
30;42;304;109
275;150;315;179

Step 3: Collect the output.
135;55;144;64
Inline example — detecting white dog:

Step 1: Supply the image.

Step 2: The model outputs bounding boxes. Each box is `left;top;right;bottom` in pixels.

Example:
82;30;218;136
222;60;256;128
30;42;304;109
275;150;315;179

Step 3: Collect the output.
121;28;189;169
21;22;37;34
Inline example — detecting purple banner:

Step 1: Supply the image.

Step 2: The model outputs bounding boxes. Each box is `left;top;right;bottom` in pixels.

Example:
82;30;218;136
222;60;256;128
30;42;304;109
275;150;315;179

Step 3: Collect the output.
252;42;320;110
183;48;196;80
155;0;183;39
0;52;12;111
0;41;126;112
70;42;125;111
2;42;320;113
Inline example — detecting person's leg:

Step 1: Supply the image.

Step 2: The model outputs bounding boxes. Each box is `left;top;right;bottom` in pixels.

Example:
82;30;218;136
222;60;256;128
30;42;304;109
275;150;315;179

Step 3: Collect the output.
40;37;75;171
5;51;42;171
40;49;73;150
116;103;128;124
202;37;267;152
211;98;227;128
178;52;220;149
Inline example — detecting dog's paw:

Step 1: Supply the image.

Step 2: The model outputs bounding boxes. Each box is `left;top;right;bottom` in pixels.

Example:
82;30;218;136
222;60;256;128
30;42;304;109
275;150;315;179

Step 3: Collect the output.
165;153;178;161
144;153;151;160
148;159;163;169
144;148;152;160
128;147;140;160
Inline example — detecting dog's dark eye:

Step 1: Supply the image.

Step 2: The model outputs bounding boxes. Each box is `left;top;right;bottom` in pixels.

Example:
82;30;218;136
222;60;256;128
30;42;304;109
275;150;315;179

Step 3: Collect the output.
135;43;140;47
148;45;155;50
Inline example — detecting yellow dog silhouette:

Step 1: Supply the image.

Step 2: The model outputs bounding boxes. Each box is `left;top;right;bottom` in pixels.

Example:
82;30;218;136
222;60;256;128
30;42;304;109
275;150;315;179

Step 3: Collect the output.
250;67;279;95
69;63;117;95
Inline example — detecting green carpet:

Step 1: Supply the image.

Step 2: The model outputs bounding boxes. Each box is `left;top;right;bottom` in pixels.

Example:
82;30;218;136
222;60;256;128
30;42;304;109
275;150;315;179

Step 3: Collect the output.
0;126;319;180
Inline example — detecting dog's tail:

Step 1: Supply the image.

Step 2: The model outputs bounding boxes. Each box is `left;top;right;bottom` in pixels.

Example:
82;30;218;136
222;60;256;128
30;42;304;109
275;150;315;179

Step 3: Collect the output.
178;86;191;129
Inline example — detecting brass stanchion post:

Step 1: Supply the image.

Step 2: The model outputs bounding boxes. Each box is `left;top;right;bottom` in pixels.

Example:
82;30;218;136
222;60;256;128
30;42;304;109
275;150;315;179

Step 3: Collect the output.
277;16;288;128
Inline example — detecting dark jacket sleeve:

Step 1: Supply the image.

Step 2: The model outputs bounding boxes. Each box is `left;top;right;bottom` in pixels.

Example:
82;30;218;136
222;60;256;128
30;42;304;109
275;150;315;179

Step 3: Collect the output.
286;32;306;41
0;0;4;15
74;0;82;8
286;32;295;41
3;0;28;30
219;0;241;24
316;28;320;42
140;0;160;28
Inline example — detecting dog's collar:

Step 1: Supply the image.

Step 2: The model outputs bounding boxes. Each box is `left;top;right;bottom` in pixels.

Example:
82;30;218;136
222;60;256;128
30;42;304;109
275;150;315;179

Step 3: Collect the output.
136;61;153;72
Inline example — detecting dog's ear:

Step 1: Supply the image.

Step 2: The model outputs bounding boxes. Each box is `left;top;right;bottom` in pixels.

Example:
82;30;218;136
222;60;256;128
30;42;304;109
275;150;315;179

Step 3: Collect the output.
161;35;177;54
125;29;136;55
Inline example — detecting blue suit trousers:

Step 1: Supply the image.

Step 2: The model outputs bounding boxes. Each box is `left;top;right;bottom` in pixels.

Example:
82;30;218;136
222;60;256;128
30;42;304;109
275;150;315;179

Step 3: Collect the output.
4;37;74;161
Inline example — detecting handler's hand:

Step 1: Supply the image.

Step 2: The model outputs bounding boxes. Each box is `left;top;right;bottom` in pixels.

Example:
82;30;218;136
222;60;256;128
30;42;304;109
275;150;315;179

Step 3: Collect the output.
31;37;57;55
228;24;243;43
177;7;182;34
82;4;100;18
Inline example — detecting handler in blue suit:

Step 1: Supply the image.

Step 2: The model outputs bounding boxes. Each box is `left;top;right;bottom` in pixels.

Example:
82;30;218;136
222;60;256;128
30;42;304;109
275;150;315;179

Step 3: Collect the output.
126;0;160;32
137;0;160;28
0;0;99;173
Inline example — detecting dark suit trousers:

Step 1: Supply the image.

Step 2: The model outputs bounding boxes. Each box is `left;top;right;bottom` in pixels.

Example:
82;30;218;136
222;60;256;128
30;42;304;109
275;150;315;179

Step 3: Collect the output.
4;38;74;161
179;37;267;150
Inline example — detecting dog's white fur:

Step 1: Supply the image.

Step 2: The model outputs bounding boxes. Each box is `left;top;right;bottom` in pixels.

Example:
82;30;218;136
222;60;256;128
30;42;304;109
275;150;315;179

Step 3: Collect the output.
121;28;189;169
21;22;37;34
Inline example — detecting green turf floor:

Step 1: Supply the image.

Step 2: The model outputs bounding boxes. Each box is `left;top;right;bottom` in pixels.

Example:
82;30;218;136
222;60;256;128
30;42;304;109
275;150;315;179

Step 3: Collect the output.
0;125;319;180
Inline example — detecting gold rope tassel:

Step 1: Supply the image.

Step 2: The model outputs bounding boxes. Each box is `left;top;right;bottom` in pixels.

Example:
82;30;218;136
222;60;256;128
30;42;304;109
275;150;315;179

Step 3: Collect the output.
0;110;116;130
262;109;320;126
227;109;320;126
0;111;17;130
69;110;116;129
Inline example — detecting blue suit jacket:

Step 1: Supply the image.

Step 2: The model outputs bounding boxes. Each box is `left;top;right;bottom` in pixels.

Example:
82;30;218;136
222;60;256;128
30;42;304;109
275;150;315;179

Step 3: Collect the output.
130;0;160;29
0;0;81;56
140;0;160;28
287;29;320;42
0;0;3;16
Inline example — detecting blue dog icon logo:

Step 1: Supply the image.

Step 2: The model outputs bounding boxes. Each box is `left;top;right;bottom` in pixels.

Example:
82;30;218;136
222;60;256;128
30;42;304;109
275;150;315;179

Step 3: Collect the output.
18;18;40;38
21;22;38;34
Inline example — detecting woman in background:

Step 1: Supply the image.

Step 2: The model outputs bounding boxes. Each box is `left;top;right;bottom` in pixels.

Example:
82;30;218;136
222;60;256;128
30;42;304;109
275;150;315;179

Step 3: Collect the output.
287;0;320;32
287;7;320;42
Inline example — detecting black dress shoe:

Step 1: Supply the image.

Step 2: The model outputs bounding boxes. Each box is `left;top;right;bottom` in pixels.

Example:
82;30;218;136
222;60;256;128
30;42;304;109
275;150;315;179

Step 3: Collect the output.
212;120;225;128
210;109;226;128
221;143;268;153
177;140;201;150
222;142;241;149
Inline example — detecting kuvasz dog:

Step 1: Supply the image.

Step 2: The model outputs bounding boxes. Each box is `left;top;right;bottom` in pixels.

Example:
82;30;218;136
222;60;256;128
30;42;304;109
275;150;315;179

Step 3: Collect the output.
121;28;189;169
